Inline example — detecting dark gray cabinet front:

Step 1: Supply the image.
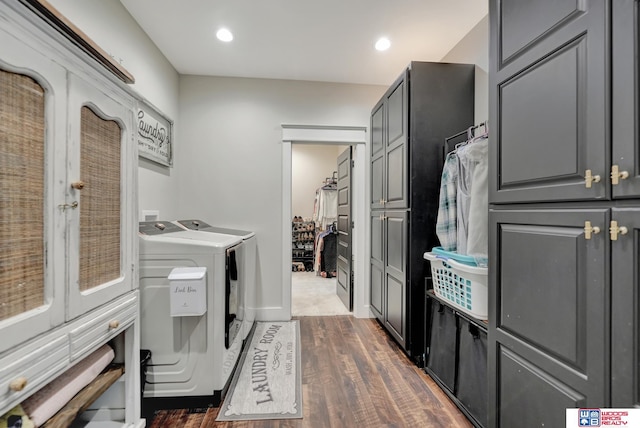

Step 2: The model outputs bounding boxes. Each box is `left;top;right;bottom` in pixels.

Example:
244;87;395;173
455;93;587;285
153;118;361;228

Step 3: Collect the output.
611;208;640;407
371;102;385;210
384;211;407;343
490;0;607;204
385;76;408;210
490;208;608;427
369;210;407;347
370;212;384;318
488;1;640;425
612;0;640;199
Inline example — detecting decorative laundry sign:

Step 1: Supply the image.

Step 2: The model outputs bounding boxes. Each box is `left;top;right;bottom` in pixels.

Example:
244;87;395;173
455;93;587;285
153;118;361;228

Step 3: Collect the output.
137;100;173;166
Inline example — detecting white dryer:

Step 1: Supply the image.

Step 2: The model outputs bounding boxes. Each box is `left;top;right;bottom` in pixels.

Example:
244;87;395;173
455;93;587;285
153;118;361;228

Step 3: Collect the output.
138;221;244;409
174;219;256;342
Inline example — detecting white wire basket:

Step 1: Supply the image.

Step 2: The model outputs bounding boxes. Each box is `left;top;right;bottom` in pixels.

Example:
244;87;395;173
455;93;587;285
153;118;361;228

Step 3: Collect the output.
424;252;488;320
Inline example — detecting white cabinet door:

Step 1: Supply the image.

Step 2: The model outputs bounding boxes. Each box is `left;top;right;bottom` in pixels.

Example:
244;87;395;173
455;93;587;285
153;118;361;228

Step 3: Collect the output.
0;28;67;354
66;73;135;320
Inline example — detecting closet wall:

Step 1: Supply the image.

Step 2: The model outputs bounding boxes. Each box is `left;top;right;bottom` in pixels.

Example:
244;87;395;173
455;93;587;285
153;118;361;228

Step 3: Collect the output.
292;144;348;220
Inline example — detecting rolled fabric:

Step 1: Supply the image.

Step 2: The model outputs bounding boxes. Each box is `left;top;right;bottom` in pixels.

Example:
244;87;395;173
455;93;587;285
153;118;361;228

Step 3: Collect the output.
21;344;115;427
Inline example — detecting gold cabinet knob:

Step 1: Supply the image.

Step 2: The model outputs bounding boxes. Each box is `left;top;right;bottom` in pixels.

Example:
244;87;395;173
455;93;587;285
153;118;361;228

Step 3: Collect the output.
585;169;601;189
611;165;630;185
9;377;27;392
71;181;85;190
584;221;600;240
610;220;629;241
108;320;120;329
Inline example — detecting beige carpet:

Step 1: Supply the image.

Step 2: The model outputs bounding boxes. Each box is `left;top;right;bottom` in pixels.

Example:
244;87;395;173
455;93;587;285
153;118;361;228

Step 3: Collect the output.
291;271;351;316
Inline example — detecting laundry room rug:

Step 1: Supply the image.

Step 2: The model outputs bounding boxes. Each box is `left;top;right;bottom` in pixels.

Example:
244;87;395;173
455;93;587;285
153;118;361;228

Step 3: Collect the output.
216;321;302;421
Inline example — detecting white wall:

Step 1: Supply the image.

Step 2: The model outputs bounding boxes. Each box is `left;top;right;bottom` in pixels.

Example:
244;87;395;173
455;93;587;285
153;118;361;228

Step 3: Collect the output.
441;14;489;124
178;76;385;318
291;144;347;220
46;0;182;221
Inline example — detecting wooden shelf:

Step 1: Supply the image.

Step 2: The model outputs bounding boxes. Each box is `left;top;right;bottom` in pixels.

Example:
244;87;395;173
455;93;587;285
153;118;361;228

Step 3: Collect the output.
19;0;135;84
42;364;125;428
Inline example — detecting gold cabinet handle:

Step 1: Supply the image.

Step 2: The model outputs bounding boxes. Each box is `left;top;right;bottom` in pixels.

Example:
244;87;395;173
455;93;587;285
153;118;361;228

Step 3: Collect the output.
610;220;629;241
71;181;85;190
611;165;630;185
9;377;27;392
584;221;600;240
585;169;601;189
108;320;120;329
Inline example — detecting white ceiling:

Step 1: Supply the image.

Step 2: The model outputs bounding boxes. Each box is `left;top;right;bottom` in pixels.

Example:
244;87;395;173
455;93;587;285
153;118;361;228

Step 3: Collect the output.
120;0;487;86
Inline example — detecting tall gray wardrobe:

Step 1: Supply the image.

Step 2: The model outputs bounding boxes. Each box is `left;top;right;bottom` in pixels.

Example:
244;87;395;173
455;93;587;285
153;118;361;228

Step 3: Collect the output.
489;0;640;426
370;61;474;364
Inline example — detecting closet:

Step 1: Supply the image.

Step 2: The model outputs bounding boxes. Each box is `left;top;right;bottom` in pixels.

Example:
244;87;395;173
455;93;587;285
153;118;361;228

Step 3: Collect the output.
489;0;640;426
370;61;474;364
0;1;141;426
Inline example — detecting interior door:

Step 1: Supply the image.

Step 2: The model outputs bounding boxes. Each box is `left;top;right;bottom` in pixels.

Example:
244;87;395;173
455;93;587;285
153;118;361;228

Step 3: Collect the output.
336;147;352;310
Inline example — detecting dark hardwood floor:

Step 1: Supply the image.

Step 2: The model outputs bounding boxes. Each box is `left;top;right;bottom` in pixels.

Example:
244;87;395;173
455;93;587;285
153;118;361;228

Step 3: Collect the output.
147;316;472;427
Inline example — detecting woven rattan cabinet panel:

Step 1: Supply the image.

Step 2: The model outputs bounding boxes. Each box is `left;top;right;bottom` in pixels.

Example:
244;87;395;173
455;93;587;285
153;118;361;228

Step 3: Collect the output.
0;27;68;356
0;70;45;318
66;73;135;321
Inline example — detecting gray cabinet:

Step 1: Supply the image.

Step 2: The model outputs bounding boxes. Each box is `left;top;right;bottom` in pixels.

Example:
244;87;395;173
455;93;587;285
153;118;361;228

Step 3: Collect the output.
369;210;407;344
612;1;640;199
489;0;607;204
489;209;608;427
369;62;474;363
611;208;640;406
489;0;640;425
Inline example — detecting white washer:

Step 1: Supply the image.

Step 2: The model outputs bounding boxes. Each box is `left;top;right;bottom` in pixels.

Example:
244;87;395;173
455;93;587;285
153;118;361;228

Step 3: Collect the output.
174;219;256;342
138;221;244;408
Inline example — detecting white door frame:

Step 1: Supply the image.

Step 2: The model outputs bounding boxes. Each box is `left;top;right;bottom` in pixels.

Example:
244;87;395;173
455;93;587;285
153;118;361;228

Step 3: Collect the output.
281;124;372;318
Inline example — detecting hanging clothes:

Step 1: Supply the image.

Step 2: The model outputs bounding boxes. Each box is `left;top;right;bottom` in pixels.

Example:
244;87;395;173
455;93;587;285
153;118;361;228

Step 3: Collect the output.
313;188;337;231
458;137;488;265
435;124;489;266
436;151;459;252
313;224;337;276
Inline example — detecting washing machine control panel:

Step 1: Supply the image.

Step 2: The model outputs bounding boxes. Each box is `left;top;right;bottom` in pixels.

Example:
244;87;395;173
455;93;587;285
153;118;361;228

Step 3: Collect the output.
139;221;184;235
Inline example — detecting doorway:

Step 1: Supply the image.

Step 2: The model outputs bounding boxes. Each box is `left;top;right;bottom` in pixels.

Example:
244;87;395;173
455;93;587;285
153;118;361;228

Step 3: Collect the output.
291;144;350;316
281;125;370;319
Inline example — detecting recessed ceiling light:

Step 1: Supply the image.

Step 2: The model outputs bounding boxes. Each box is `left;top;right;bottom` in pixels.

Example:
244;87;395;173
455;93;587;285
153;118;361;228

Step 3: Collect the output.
375;37;391;51
216;28;233;42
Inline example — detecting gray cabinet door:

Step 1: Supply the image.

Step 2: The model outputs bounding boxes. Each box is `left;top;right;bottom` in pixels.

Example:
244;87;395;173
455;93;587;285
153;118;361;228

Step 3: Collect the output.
489;208;608;427
490;0;607;204
385;75;408;210
371;102;385;210
612;1;640;199
611;208;640;406
385;211;407;346
370;212;384;320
